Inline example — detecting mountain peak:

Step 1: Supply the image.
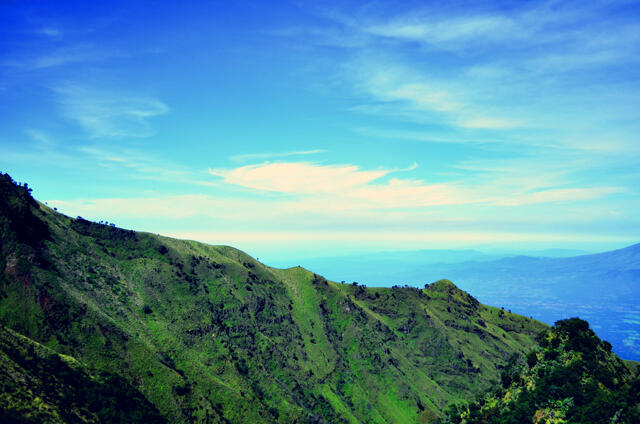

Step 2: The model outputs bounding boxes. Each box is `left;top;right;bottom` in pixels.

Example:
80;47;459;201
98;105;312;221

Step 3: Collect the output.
429;278;457;290
426;278;481;311
0;172;50;248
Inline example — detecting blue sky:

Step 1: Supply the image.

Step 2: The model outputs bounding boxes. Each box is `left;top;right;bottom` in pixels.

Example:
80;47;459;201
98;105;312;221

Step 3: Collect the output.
1;0;639;261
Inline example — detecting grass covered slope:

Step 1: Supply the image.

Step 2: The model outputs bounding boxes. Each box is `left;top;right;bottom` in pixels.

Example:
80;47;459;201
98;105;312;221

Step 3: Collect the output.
447;318;640;424
0;325;166;423
0;173;547;423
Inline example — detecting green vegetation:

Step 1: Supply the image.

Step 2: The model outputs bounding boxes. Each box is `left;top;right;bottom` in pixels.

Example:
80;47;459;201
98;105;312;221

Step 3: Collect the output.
1;173;549;422
446;318;640;424
0;325;165;423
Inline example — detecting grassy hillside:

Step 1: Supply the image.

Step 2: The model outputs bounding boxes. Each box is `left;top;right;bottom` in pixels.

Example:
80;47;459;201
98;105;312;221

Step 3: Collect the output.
0;173;547;423
447;318;640;424
0;325;166;423
276;245;640;361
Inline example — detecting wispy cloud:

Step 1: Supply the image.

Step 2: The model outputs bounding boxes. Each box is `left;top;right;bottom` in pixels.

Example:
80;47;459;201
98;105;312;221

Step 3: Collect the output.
352;127;513;146
323;1;639;62
75;144;221;186
284;1;640;151
1;43;122;70
0;129;81;170
458;117;520;130
346;59;519;130
165;229;632;248
4;0;638;256
208;160;619;210
363;14;521;46
43;190;635;253
44;153;634;257
32;45;117;69
496;187;624;206
25;129;55;147
53;84;169;138
230;149;326;162
37;27;63;38
3;135;220;189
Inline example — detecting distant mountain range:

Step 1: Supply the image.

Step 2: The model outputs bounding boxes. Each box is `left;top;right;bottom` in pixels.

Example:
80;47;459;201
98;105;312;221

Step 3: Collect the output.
271;244;640;361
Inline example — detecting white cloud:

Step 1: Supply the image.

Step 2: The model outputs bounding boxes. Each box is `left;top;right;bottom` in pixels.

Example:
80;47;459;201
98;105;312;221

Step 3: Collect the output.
50;195;208;219
79;146;130;163
350;64;460;113
346;59;519;130
3;45;121;70
352;127;515;145
208;161;450;209
291;2;640;146
231;149;326;162
210;162;390;194
0;129;77;168
355;178;465;208
32;46;110;69
458;117;520;129
342;2;638;58
47;192;633;251
364;14;520;45
166;229;632;245
385;83;460;112
53;84;169;138
208;160;621;211
44;155;631;258
38;27;62;38
497;187;623;206
452;157;626;207
25;129;55;147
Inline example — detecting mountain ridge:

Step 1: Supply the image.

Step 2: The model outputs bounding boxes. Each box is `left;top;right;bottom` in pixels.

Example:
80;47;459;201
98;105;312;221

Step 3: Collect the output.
0;173;551;422
276;242;640;360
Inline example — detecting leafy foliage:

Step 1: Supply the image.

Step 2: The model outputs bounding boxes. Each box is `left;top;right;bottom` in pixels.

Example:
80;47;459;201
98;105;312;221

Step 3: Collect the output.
446;318;640;424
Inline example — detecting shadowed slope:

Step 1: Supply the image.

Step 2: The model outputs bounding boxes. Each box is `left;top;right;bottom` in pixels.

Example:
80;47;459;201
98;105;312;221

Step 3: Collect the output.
0;325;166;423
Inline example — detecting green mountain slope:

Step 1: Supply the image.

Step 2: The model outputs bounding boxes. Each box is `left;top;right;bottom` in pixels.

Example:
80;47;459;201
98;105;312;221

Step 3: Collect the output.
0;173;547;423
0;325;166;423
447;318;640;424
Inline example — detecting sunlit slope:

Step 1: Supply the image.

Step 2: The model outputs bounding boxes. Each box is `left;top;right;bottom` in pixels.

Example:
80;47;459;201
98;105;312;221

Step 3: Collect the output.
0;173;546;423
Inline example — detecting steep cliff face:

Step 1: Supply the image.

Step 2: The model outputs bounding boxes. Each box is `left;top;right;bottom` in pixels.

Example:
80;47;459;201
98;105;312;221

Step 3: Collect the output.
0;173;547;423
